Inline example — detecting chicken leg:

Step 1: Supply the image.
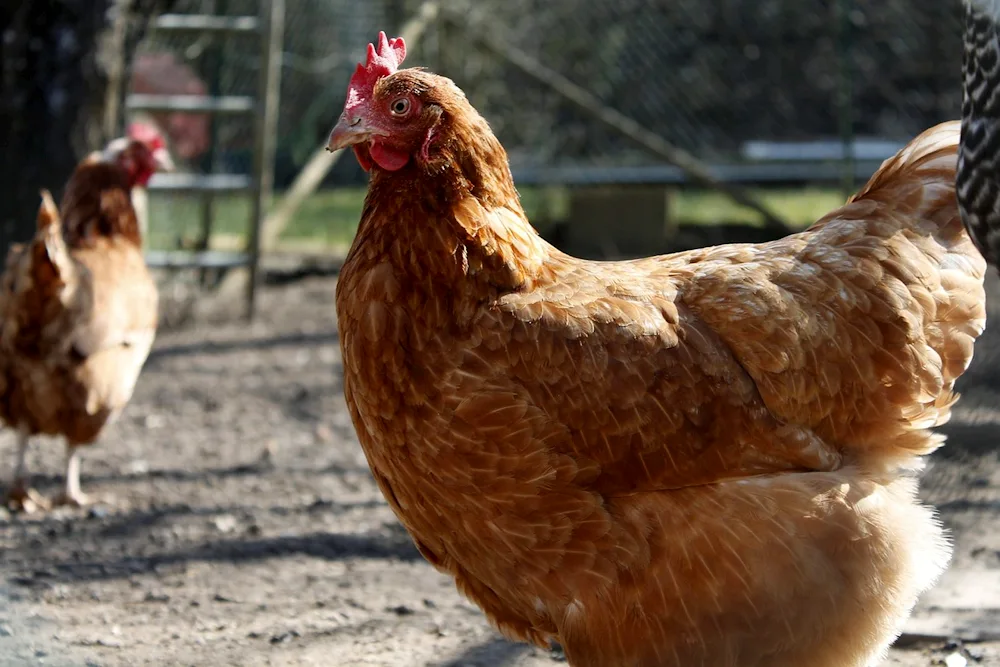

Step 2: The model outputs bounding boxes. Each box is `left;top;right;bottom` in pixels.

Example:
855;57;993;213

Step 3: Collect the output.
52;444;92;508
4;431;50;513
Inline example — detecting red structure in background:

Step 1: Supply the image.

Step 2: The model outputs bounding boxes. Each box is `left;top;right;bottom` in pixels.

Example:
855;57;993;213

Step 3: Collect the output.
130;52;210;162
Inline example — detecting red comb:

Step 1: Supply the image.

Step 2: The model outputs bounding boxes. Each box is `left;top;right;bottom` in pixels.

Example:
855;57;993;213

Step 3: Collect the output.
345;32;407;113
127;122;165;151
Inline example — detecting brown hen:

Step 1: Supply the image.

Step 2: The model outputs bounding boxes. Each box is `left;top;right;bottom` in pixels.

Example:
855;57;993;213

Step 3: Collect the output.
329;34;986;667
0;123;169;512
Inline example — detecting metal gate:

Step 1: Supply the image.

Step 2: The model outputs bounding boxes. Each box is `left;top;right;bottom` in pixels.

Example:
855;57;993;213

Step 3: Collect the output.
126;0;285;320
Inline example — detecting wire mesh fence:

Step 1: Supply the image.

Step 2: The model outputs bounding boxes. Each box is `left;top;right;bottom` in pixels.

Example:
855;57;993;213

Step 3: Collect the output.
129;0;395;185
419;0;963;170
127;0;966;252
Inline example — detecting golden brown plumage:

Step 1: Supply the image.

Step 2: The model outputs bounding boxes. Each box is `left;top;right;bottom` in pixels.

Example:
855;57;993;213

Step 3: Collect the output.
330;35;986;667
0;126;167;512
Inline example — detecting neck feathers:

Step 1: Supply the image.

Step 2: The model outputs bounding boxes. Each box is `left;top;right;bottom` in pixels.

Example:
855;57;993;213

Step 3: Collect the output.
100;138;130;164
356;108;549;292
59;161;143;249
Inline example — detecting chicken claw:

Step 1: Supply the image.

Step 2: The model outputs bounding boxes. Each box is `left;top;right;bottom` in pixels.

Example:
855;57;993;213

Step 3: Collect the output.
50;490;93;509
4;485;51;513
5;433;50;512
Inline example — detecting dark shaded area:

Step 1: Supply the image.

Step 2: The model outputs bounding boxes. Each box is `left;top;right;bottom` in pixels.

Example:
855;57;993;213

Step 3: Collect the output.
1;487;418;587
433;637;534;667
10;458;367;490
935;421;1000;461
147;330;338;364
6;527;421;586
0;0;176;257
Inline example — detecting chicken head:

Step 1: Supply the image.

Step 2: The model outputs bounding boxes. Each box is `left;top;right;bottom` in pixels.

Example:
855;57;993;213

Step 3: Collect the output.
101;122;175;189
327;32;446;172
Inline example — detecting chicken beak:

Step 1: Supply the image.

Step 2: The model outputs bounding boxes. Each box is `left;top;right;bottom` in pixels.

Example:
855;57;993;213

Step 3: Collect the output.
327;115;373;152
152;147;175;173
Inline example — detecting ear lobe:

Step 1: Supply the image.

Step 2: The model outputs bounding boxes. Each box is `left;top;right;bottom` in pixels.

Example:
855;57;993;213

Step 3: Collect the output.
420;106;444;163
369;141;410;171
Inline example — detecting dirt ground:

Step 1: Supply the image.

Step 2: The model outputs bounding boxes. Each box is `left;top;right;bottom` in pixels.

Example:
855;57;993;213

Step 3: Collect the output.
0;268;998;667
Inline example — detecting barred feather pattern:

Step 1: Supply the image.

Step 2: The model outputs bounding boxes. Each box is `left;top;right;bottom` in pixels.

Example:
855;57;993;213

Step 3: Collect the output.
959;0;1000;267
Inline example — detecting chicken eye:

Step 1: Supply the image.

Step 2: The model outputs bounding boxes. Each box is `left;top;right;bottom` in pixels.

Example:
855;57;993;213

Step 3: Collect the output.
390;97;411;116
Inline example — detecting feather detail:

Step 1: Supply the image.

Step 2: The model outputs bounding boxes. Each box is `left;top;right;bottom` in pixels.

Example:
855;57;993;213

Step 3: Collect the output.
336;63;984;667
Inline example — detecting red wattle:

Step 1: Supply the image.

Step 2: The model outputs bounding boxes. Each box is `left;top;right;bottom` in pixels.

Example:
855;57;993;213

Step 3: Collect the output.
370;141;410;171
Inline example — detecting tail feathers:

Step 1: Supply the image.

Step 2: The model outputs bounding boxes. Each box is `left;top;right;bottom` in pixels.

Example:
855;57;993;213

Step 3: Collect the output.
846;122;987;444
852;121;960;205
843;122;966;244
33;189;72;283
36;189;59;231
878;121;960;172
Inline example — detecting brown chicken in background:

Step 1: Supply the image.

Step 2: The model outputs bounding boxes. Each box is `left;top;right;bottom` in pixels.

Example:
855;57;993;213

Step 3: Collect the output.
0;123;171;512
328;34;987;667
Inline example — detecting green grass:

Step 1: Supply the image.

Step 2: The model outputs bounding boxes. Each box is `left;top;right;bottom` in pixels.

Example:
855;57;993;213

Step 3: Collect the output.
671;187;847;229
146;189;366;252
146;185;846;253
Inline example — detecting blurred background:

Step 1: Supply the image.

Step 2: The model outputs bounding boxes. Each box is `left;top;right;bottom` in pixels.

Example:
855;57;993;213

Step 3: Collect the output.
129;0;962;291
0;0;966;311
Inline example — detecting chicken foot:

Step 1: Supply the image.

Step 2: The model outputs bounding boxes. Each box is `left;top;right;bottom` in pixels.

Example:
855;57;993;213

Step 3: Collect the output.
51;445;92;508
4;431;51;513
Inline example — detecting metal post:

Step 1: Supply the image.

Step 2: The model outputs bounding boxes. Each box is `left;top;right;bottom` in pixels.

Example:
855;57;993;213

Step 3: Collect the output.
835;0;855;199
246;0;285;321
198;0;228;288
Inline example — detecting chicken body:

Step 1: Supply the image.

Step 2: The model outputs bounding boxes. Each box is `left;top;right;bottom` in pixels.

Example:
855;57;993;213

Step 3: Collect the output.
332;43;986;667
0;138;162;511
